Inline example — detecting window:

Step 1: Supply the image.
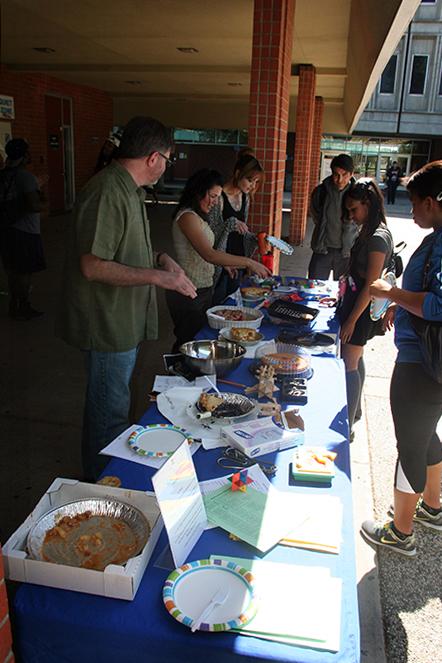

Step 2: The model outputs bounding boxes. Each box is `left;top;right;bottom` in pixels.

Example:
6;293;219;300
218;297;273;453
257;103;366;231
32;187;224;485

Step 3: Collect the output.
380;55;397;94
409;55;428;95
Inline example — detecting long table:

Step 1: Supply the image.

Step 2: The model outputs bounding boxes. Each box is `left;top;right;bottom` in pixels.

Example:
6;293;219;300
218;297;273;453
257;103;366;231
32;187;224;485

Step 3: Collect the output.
13;297;360;663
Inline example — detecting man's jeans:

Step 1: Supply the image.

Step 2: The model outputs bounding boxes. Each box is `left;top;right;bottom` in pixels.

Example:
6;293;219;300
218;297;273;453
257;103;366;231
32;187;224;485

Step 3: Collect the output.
308;248;349;280
82;348;138;481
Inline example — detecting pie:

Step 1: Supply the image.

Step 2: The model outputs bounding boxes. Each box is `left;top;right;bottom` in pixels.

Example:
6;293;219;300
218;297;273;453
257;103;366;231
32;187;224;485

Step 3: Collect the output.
240;287;270;299
261;352;309;374
41;511;146;571
198;392;224;412
231;327;261;342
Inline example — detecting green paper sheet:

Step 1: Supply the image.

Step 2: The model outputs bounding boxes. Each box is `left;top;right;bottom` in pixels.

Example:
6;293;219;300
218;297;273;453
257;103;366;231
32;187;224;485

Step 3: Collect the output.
203;484;293;552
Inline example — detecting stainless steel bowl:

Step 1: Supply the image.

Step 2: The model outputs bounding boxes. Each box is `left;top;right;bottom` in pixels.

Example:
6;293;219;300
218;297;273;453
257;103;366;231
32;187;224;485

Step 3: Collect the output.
179;339;246;376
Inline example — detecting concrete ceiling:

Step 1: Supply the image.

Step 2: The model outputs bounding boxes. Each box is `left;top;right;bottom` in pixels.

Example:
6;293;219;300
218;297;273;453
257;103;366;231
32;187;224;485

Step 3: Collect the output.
1;0;419;133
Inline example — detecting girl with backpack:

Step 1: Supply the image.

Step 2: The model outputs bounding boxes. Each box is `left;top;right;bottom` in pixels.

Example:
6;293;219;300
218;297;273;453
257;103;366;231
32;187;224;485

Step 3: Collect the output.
338;180;394;438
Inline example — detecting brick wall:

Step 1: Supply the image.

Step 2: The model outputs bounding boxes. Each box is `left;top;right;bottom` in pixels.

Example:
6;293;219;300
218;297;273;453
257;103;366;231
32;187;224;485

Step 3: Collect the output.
248;0;295;273
309;96;324;194
0;65;113;198
290;65;316;244
0;548;14;663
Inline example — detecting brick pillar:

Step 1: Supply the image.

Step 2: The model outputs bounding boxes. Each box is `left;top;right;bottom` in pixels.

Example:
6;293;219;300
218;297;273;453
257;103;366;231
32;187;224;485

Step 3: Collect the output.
290;65;316;244
0;548;14;663
308;96;324;194
248;0;295;273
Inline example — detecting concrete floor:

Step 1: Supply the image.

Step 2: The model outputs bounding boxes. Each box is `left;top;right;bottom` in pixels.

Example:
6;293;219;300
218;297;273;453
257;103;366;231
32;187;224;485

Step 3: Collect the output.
1;191;440;663
0;202;178;545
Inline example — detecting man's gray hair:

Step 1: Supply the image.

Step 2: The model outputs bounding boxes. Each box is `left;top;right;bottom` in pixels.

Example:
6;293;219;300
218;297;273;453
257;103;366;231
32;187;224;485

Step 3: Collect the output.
118;116;173;159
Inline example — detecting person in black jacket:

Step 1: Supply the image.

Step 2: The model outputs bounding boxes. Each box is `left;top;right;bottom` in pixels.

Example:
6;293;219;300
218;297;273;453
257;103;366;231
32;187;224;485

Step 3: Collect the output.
0;138;46;319
308;153;358;280
94;132;121;173
385;160;402;205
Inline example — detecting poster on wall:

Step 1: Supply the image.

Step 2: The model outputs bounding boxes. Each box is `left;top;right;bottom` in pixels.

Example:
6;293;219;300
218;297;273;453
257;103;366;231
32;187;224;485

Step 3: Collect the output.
0;122;12;161
0;95;15;120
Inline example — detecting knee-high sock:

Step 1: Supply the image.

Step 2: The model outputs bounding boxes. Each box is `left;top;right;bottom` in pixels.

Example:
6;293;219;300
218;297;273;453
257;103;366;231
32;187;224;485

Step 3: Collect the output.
346;369;361;432
355;357;365;419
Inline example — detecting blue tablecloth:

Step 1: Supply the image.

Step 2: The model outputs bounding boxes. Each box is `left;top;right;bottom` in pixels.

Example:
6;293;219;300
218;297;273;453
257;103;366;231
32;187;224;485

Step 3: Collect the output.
13;300;360;663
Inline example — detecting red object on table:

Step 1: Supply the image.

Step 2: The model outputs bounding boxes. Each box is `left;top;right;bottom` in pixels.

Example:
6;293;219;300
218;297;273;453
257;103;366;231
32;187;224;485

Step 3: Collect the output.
262;253;274;272
257;231;270;255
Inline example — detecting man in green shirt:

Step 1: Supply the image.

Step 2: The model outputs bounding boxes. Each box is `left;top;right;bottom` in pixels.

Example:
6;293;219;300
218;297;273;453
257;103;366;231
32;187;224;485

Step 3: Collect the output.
57;116;197;480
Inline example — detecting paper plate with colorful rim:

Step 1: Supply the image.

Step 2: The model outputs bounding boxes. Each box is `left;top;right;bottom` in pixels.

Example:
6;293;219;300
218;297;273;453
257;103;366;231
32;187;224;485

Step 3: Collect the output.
370;272;396;321
163;558;257;632
266;235;294;255
127;424;189;458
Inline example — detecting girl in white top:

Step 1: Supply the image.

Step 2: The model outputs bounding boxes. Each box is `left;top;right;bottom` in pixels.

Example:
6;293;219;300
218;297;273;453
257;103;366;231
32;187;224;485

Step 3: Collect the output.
166;169;270;351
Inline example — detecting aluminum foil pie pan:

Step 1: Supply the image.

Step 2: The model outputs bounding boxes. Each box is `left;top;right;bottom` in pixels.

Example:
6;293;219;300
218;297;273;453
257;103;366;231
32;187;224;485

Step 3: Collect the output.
27;498;151;571
187;392;258;424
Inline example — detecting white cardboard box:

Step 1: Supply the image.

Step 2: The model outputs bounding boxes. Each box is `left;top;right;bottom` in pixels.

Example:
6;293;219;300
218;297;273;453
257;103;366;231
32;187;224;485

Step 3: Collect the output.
220;416;304;457
2;478;163;601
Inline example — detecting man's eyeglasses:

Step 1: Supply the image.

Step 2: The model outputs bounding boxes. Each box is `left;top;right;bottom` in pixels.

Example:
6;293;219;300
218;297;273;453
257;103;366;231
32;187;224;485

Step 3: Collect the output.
157;152;175;168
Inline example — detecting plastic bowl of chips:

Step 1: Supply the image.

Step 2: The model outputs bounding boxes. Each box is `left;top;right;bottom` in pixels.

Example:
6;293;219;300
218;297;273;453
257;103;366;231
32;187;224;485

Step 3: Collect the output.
206;305;264;330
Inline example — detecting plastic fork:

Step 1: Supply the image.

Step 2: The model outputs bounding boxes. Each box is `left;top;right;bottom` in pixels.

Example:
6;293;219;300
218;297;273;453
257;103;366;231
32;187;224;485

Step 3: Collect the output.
190;585;230;632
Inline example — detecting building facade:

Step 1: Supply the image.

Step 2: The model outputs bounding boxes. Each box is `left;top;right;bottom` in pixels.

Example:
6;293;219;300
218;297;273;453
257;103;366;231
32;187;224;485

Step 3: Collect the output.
319;1;441;184
352;0;442;180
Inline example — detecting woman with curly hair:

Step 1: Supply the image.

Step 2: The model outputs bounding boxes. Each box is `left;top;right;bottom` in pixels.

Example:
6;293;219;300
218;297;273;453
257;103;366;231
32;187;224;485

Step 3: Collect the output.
166;168;270;351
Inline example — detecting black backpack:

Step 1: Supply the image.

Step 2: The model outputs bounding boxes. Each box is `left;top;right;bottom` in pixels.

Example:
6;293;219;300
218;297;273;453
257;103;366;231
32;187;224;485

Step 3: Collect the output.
0;168;25;229
392;241;406;277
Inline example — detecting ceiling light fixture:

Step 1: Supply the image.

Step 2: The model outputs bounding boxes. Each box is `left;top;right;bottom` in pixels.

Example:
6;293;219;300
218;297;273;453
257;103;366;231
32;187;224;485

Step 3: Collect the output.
177;47;199;54
32;47;56;53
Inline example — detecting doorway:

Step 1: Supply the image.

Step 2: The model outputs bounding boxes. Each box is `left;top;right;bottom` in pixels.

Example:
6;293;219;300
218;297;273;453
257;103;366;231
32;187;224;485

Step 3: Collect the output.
45;95;75;213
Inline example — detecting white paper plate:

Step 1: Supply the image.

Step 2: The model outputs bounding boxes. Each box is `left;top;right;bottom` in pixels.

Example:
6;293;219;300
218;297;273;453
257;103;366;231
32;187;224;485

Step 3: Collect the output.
163;559;257;632
266;235;294;255
219;327;264;346
370;272;396;321
127;424;189;457
273;286;297;294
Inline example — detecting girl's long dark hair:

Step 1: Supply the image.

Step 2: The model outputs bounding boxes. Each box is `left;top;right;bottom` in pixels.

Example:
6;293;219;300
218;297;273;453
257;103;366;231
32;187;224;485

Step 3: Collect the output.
174;168;223;220
343;179;387;239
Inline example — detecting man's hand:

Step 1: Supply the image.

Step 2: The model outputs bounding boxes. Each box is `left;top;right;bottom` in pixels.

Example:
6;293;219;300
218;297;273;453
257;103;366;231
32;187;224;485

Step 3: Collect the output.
80;253;196;298
161;271;197;299
157;253;184;274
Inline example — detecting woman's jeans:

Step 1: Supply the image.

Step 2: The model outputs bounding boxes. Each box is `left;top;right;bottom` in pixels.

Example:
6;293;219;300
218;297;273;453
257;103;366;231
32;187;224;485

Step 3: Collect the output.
82;347;138;481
